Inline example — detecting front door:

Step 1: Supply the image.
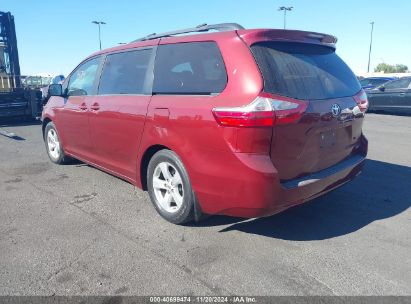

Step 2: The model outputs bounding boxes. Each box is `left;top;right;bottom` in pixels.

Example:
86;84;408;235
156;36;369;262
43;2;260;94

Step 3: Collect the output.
56;57;102;161
388;78;411;113
368;88;392;111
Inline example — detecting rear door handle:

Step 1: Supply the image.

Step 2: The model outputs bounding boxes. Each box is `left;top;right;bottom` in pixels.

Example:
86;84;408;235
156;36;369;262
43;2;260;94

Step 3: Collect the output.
90;103;100;111
79;102;88;111
399;93;406;97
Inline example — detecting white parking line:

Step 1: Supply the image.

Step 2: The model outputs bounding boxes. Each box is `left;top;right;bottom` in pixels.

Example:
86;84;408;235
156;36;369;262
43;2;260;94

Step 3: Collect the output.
0;129;20;139
0;129;17;138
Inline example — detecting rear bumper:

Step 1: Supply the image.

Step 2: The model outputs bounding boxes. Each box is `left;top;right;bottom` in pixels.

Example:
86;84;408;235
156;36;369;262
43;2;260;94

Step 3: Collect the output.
194;135;367;218
272;154;365;215
281;154;365;190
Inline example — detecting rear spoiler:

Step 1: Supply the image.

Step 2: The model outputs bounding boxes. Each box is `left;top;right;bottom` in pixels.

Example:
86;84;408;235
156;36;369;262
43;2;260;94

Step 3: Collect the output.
238;29;338;49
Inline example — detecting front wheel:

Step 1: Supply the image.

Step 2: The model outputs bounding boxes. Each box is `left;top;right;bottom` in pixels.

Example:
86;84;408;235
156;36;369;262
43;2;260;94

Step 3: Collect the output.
44;122;69;164
147;150;195;224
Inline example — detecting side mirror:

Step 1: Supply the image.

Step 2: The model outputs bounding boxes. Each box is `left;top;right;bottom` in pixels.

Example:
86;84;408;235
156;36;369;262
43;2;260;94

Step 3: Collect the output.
48;84;63;96
378;86;385;92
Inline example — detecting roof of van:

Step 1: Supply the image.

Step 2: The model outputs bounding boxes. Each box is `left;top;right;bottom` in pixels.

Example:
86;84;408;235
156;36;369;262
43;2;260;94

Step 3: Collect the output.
87;27;337;60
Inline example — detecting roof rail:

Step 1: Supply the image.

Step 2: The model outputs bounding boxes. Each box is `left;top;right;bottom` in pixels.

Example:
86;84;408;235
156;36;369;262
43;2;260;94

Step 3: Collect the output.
133;23;245;42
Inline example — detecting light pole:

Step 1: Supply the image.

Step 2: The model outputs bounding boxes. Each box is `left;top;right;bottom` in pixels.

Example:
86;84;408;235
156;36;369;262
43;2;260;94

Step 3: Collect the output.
92;21;106;50
278;6;293;29
367;21;374;73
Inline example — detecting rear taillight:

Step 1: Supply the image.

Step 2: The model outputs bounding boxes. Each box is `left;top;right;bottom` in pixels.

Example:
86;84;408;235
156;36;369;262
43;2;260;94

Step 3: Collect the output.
269;93;308;125
212;93;308;127
354;89;369;113
212;96;274;127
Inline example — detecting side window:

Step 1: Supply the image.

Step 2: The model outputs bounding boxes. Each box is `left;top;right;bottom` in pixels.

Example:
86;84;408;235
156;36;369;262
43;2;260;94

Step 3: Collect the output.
202;58;225;81
67;57;100;96
98;49;152;95
384;78;411;90
153;42;227;95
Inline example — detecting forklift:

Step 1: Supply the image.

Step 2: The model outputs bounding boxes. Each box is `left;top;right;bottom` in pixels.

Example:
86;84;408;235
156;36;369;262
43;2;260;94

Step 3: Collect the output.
0;11;42;119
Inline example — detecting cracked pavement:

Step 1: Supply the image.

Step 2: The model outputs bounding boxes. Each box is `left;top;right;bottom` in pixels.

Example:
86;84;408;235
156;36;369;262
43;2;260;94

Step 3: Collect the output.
0;114;410;296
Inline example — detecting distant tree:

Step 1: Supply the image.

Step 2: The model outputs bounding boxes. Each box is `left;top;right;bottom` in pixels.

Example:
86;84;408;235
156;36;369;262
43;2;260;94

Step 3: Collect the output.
374;63;409;73
394;64;409;73
374;63;394;73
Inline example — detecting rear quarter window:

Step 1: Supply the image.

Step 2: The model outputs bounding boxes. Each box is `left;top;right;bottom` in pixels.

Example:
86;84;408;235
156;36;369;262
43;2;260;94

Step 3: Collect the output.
153;42;227;95
251;42;361;100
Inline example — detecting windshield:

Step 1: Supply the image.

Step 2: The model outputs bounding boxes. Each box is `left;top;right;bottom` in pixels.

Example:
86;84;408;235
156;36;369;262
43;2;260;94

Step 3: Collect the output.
251;42;361;100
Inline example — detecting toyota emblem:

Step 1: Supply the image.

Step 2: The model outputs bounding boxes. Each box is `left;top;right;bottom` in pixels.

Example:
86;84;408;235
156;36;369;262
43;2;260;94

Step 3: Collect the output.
331;104;341;117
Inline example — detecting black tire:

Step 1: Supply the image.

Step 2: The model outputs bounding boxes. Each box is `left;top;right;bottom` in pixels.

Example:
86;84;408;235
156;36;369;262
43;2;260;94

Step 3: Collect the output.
147;150;195;224
44;122;69;164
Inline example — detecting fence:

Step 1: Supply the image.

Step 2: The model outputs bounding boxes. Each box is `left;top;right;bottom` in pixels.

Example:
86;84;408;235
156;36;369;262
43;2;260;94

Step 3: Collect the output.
0;75;19;92
0;75;52;92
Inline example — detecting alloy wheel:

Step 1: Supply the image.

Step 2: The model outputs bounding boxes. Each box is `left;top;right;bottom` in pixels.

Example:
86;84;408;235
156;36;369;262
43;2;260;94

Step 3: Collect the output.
47;129;60;160
152;161;184;213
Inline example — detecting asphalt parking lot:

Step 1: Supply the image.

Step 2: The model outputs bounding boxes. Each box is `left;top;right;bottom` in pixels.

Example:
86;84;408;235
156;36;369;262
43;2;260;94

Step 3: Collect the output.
0;113;410;296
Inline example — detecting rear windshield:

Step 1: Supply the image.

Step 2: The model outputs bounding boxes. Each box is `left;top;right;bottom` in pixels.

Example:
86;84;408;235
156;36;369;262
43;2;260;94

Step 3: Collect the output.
360;78;390;87
251;42;361;100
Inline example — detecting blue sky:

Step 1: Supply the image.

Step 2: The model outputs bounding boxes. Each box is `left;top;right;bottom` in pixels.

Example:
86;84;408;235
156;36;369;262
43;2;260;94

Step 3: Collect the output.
2;0;411;76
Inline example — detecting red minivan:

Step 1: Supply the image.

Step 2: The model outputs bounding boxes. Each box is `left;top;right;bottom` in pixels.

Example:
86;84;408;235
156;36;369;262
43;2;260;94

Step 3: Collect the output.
42;23;368;224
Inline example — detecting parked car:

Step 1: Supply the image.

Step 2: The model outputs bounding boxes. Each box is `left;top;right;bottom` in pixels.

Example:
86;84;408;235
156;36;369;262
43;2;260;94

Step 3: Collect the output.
42;23;368;224
360;77;396;91
367;77;411;114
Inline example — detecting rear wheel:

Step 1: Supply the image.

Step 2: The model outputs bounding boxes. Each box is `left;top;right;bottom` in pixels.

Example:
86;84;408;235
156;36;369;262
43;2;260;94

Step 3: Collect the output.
44;122;69;164
147;150;195;224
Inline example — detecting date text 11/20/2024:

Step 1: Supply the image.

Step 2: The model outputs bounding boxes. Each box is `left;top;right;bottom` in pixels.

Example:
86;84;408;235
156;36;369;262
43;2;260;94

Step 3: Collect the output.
149;296;257;303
